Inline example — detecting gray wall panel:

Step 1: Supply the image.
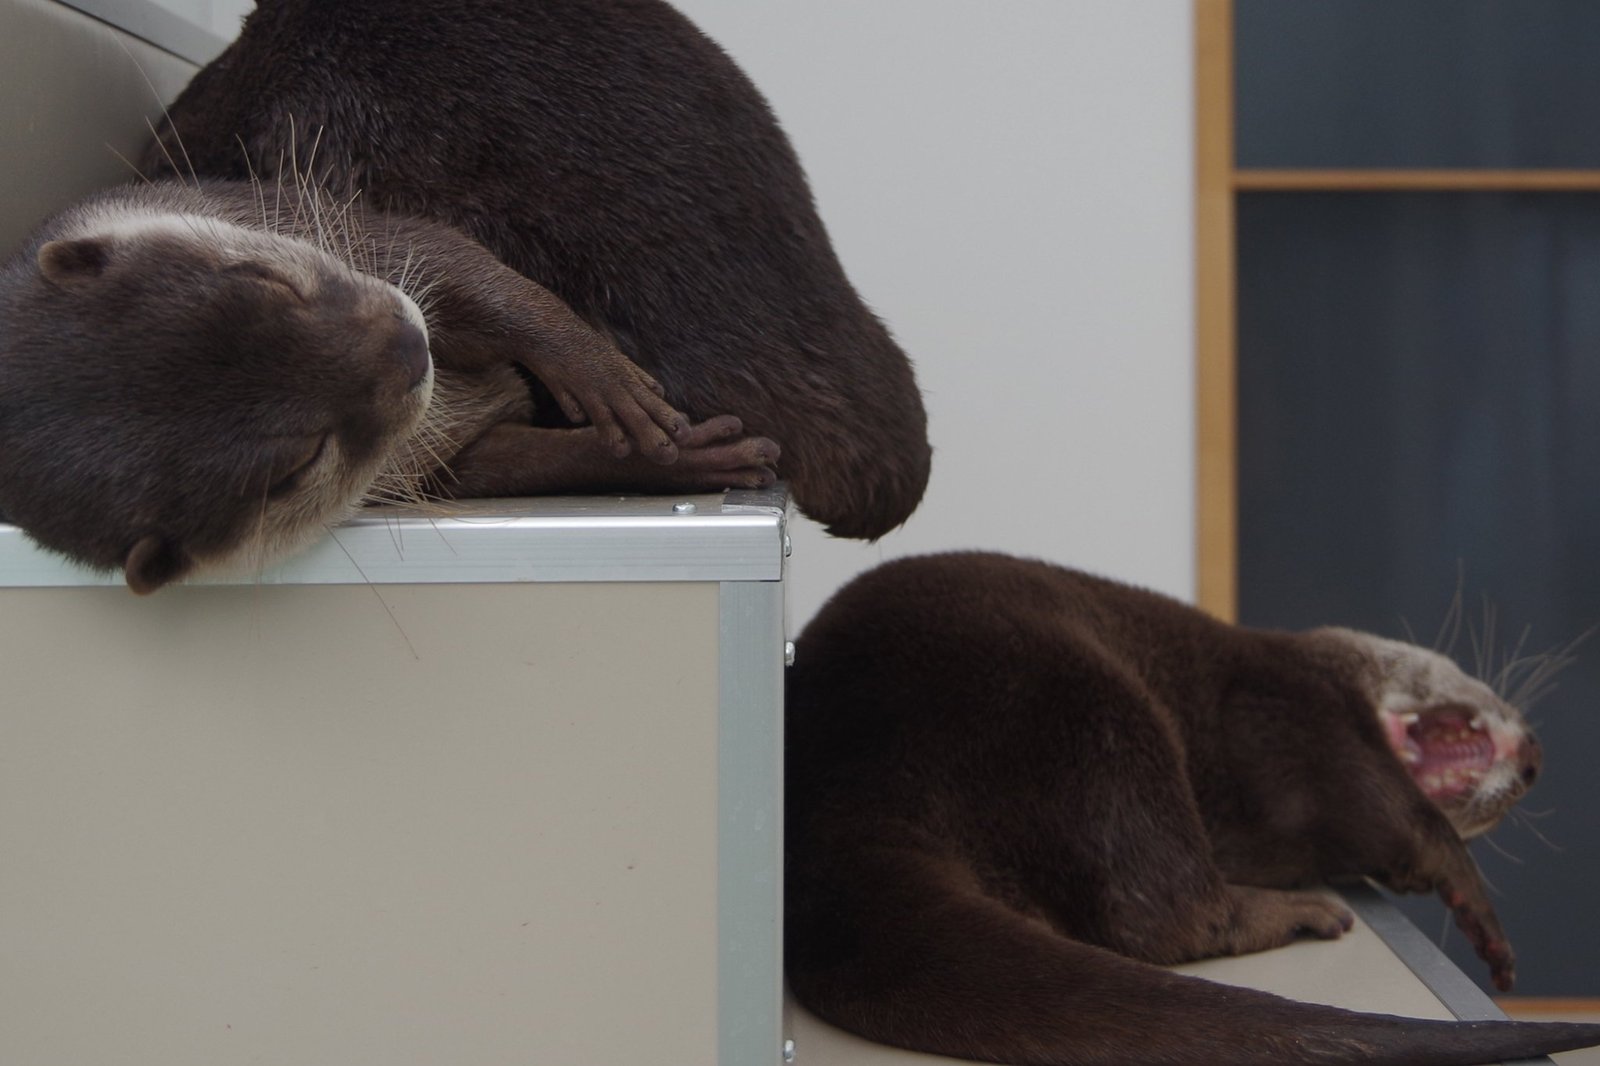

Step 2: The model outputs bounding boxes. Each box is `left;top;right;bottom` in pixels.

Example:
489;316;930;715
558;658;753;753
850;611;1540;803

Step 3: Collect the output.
1237;0;1600;168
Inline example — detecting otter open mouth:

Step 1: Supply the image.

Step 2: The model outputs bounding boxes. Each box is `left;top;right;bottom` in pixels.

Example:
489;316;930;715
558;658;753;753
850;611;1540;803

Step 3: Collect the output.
1385;706;1495;801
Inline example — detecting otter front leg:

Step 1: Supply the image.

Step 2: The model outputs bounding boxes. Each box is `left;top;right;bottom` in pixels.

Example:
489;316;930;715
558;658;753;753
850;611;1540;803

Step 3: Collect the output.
436;416;780;498
1370;812;1516;990
367;213;691;461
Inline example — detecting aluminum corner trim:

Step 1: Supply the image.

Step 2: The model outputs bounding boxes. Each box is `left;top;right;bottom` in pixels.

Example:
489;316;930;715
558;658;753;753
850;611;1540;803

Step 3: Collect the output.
0;492;789;587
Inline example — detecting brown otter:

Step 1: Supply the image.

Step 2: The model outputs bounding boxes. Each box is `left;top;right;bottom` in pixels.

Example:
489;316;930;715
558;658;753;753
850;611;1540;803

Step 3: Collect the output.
785;552;1600;1066
141;0;931;538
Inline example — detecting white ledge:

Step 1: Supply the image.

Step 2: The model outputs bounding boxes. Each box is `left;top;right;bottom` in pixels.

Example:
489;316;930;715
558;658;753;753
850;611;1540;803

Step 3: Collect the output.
0;489;790;587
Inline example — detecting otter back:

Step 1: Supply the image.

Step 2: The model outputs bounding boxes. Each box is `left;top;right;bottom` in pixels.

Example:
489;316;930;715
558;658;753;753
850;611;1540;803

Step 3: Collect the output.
147;0;931;539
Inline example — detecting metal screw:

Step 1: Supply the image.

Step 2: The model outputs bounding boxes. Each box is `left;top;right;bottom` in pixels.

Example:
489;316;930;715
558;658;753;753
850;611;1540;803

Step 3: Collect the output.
783;1038;796;1063
784;641;796;667
672;501;697;515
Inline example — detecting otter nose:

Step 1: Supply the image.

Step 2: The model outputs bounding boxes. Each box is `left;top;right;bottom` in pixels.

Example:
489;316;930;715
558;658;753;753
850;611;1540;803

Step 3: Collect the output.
392;320;432;389
1517;734;1542;789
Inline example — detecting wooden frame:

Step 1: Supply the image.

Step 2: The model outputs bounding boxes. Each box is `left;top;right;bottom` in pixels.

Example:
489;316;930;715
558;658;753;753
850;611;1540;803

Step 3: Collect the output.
1194;0;1236;621
1191;0;1600;623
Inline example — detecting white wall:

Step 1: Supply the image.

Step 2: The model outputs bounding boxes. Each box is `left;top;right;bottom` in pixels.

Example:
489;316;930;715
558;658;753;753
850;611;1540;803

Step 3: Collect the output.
669;1;1197;626
144;0;248;39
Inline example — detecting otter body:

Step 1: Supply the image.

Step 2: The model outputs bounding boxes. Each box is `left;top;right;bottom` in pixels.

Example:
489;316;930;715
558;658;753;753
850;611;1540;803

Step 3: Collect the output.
0;0;929;590
147;0;930;539
786;552;1600;1066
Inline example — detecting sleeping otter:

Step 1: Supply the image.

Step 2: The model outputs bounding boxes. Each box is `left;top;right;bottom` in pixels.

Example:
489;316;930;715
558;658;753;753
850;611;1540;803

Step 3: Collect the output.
0;175;783;591
0;0;930;590
785;552;1600;1066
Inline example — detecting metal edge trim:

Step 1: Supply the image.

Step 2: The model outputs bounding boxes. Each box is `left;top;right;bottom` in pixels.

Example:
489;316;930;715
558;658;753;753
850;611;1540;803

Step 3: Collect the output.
717;581;785;1065
0;508;786;587
54;0;229;64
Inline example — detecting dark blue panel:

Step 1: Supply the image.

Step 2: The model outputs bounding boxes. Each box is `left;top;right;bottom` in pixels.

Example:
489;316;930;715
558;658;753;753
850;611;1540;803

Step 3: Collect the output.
1236;0;1600;168
1237;191;1600;994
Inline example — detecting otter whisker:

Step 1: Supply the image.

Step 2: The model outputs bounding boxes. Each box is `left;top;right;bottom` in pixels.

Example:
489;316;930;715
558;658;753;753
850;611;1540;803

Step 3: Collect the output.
112;33;200;187
104;143;153;185
1465;594;1498;685
1433;562;1467;656
1476;832;1524;866
1505;630;1588;711
326;528;420;661
1491;623;1535;699
1511;808;1565;853
144;116;191;191
234;134;272;235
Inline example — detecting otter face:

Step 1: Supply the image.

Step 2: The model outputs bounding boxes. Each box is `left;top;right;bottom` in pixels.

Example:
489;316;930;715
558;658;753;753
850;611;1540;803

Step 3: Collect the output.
1326;629;1541;839
0;208;434;592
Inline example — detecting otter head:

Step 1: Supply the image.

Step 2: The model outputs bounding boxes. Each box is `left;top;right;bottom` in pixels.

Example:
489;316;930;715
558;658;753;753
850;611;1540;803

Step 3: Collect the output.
0;201;434;592
1320;629;1542;839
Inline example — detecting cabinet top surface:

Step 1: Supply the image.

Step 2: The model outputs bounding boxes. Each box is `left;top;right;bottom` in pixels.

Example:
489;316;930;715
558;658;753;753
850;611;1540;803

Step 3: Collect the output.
0;488;790;588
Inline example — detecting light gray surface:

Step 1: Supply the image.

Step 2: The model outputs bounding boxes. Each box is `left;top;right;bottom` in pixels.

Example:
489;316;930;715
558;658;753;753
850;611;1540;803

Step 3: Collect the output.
0;0;197;257
718;580;787;1066
665;1;1196;625
56;0;229;64
0;490;790;587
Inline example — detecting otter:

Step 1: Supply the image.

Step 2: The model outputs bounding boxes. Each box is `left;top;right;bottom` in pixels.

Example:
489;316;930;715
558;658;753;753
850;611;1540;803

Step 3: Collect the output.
785;552;1600;1066
143;0;930;533
0;178;772;592
0;0;930;591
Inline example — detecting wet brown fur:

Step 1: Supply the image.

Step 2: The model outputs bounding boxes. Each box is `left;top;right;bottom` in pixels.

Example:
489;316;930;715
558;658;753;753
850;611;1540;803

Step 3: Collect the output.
785;552;1600;1065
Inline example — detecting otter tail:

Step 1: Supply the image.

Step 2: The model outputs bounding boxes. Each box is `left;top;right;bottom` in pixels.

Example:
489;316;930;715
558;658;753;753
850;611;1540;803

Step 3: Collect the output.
785;848;1600;1066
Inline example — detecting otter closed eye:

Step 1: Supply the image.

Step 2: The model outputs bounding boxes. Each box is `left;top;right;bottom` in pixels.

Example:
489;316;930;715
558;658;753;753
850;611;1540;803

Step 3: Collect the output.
264;434;328;499
222;259;305;301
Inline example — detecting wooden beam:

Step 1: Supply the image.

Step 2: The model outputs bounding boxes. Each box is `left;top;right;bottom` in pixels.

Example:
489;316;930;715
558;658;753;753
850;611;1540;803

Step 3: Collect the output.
1195;0;1237;621
1497;997;1600;1017
1236;169;1600;192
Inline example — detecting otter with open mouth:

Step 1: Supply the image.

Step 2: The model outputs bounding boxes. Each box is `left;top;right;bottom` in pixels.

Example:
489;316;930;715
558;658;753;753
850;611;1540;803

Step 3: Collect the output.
785;551;1599;1066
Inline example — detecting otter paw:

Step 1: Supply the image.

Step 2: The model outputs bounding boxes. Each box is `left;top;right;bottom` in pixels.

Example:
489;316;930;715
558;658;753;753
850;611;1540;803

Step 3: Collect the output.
539;345;690;463
1223;886;1355;954
670;416;781;490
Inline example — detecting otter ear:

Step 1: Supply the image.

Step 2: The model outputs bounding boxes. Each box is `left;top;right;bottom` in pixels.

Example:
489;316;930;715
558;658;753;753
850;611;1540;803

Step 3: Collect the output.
38;238;111;286
123;534;192;595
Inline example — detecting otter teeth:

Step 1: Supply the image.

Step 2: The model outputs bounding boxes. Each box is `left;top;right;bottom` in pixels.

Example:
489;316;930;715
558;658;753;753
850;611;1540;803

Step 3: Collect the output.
1399;712;1421;727
1468;716;1487;732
